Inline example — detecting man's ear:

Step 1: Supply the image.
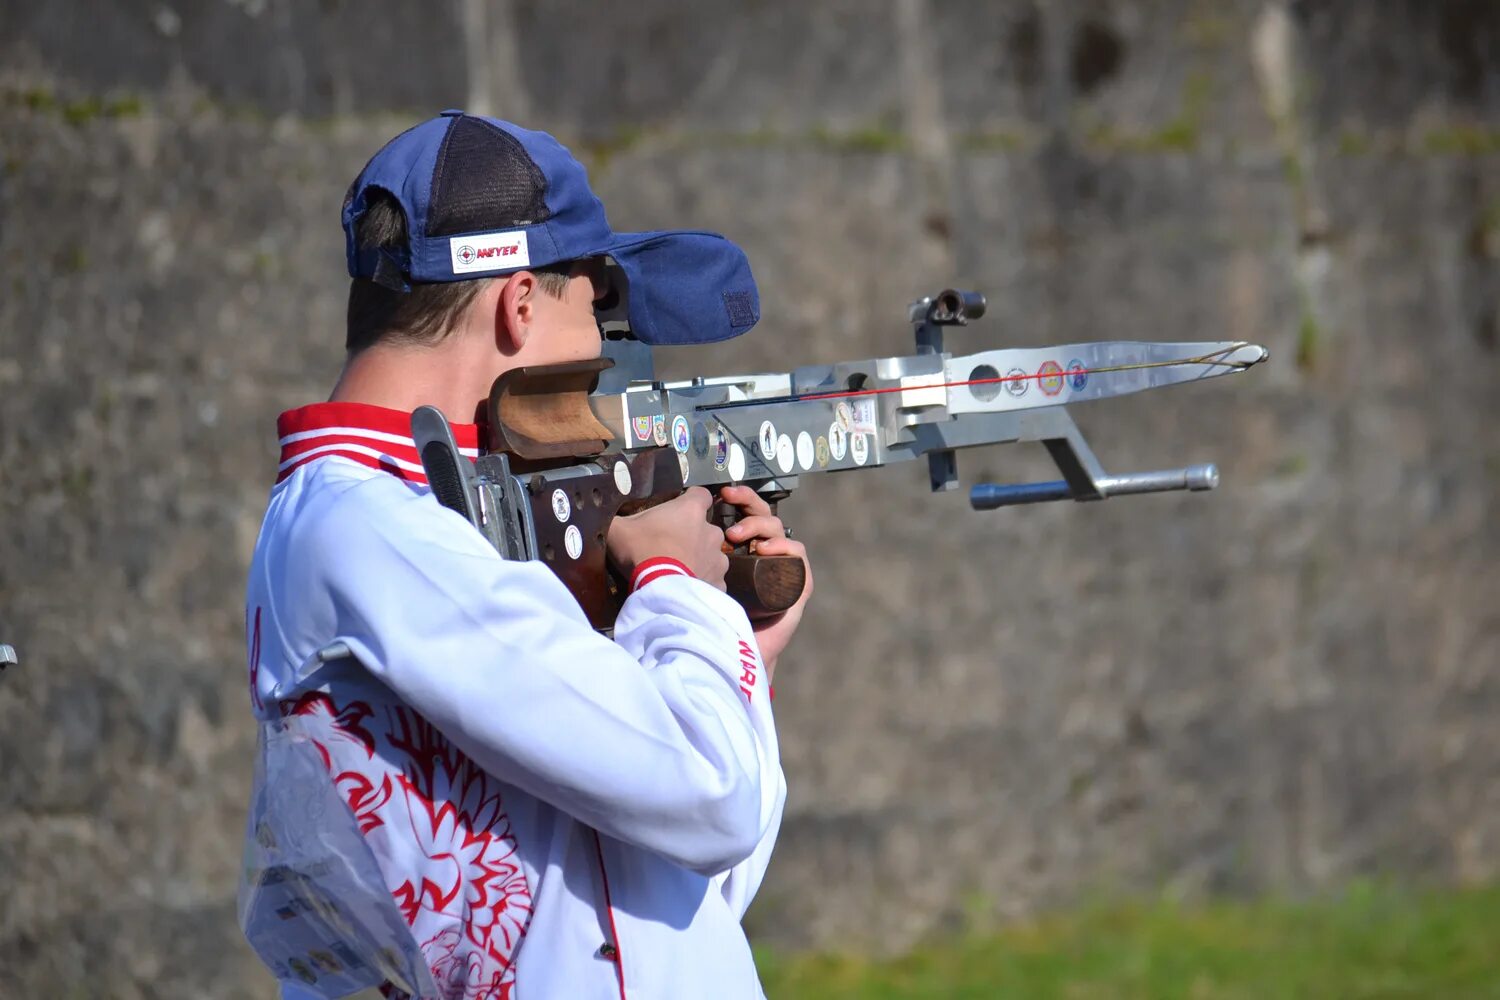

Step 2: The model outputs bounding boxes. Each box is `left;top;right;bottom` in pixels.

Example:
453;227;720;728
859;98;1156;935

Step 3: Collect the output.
495;270;537;355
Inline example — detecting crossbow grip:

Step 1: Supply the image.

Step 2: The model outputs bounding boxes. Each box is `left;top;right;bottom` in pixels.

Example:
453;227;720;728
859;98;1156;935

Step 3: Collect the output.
726;554;807;621
711;497;806;620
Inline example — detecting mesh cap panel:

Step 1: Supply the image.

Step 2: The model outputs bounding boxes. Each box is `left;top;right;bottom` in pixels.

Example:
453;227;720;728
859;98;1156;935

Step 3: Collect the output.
427;116;551;237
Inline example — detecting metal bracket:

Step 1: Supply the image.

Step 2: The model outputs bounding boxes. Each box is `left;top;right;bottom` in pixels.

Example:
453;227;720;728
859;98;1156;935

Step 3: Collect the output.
593;257;657;393
596;339;656;393
0;644;16;674
473;452;538;562
968;406;1218;509
908;289;987;492
414;407;537;561
908;287;987;356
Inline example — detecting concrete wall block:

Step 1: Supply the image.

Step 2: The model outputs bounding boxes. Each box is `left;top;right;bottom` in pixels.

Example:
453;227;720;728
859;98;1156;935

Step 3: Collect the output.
499;0;904;137
0;0;469;116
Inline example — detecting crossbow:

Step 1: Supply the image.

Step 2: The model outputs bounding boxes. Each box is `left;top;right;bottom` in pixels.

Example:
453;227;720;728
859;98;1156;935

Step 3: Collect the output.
415;289;1266;629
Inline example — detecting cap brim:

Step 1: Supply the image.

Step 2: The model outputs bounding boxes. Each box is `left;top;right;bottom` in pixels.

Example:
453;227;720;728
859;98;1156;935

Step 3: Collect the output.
590;231;760;346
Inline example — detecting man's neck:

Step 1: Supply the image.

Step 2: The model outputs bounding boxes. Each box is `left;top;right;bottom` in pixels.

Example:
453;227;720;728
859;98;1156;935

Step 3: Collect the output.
329;341;498;426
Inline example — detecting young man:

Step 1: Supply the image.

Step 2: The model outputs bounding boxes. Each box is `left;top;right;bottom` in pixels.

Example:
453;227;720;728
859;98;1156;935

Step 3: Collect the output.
241;111;811;1000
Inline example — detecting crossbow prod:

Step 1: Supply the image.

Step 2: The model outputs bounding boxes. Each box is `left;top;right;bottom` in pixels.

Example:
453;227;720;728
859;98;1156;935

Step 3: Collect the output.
414;289;1267;630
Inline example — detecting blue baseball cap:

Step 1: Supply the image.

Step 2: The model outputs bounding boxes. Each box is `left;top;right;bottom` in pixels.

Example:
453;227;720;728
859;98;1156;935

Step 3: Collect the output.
341;110;760;346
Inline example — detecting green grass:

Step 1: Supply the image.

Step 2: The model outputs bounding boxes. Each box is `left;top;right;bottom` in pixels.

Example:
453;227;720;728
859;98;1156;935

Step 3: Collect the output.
756;882;1500;998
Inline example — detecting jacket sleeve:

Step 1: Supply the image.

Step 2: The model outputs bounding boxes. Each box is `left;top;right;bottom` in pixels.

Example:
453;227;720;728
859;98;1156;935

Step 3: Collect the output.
307;483;782;876
712;771;785;917
612;576;787;904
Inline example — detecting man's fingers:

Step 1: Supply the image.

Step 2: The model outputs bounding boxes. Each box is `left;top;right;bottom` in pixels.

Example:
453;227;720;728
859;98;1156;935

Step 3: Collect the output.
751;537;805;559
718;484;772;517
725;515;785;544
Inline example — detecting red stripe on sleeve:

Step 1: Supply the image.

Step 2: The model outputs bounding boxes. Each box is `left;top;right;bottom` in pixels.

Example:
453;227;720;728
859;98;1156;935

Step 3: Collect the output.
629;557;695;592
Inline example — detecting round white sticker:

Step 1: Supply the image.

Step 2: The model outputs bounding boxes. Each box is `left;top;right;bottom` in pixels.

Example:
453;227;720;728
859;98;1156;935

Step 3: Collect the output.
851;432;869;466
678;452;691;484
551;488;570;522
1004;368;1029;397
776;434;794;474
758;421;777;461
796;431;814;471
835;401;853;433
728;442;746;482
613;460;632;495
828;422;847;461
564;524;583;559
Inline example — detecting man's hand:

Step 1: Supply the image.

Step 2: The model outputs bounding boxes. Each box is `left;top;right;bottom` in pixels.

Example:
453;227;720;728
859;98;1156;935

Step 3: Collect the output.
608;487;730;589
718;485;813;680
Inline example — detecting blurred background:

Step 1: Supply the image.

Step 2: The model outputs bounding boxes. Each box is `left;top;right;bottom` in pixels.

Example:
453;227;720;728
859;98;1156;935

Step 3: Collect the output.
1;1;1497;997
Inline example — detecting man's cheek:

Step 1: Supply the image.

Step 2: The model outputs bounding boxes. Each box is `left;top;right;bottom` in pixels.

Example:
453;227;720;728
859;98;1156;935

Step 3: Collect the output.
579;326;605;359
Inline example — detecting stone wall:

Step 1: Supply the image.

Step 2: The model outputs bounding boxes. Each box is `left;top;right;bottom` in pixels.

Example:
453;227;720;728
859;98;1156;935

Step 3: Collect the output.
1;1;1496;996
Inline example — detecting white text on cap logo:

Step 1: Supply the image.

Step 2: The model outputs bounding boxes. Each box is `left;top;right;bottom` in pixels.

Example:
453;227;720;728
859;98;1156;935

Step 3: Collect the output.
450;231;531;274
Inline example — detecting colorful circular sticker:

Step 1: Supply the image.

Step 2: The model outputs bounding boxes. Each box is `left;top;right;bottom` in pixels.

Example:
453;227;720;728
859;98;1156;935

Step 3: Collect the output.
796;431;814;471
712;425;729;470
1067;359;1088;391
776;433;794;474
692;421;709;457
564;524;583;560
835;401;853;433
728;442;746;482
613;460;632;495
550;488;570;522
815;435;830;468
651;414;668;447
632;415;653;442
1038;360;1064;396
850;432;869;466
759;420;777;461
828;422;847;461
1004;367;1029;397
672;414;691;453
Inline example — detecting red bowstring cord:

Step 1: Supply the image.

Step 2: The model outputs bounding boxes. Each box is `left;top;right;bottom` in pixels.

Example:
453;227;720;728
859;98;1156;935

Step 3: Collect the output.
705;348;1256;408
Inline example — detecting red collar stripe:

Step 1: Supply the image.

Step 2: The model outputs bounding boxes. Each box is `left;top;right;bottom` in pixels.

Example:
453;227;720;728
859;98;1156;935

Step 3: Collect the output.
274;402;482;486
277;448;425;485
279;424;478;453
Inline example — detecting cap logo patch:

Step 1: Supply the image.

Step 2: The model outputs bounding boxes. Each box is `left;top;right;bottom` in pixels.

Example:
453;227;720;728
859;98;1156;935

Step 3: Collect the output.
450;231;531;274
722;289;757;329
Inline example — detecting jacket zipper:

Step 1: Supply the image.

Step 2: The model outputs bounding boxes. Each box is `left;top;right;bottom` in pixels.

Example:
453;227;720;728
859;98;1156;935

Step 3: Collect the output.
591;829;627;1000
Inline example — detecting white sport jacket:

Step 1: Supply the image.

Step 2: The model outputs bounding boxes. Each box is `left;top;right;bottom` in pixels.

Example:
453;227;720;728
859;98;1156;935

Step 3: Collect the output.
239;402;785;1000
